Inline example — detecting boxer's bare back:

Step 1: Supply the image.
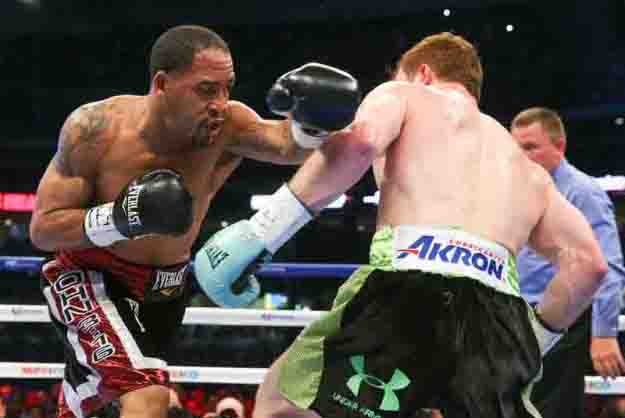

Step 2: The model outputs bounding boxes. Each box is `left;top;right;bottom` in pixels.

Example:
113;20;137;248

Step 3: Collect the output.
373;81;548;254
290;77;605;328
358;80;605;328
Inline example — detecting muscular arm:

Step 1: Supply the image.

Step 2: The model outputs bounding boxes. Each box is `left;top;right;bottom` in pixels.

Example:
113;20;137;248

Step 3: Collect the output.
30;103;109;251
529;176;608;330
574;189;625;337
224;101;311;165
288;82;405;211
568;188;625;377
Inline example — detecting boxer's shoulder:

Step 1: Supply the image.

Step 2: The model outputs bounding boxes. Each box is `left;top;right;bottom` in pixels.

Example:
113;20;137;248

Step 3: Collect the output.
63;99;111;138
66;95;142;136
57;97;144;176
63;97;141;144
526;158;552;186
521;159;554;207
364;80;410;101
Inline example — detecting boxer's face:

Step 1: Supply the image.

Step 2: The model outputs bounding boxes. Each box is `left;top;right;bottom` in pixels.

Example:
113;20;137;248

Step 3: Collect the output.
511;121;565;173
164;47;235;148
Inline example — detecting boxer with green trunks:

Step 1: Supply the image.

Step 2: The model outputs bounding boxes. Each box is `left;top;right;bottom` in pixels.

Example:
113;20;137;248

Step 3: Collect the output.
196;33;607;418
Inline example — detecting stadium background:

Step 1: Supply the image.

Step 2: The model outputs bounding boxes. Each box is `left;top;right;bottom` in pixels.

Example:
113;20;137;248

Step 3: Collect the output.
0;1;624;418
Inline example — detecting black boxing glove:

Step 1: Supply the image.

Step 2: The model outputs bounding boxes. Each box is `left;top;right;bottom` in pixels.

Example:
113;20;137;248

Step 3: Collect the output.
84;169;193;247
267;63;361;148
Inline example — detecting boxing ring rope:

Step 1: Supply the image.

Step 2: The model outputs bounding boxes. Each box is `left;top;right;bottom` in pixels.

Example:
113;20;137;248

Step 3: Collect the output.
0;256;623;394
0;362;268;385
0;305;324;327
0;256;360;279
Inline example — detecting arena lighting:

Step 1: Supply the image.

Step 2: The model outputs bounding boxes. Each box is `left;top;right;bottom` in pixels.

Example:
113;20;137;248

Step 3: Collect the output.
595;175;625;191
363;190;380;205
18;0;41;9
6;179;623;214
362;176;625;206
0;193;36;212
506;24;515;32
250;194;347;210
615;117;624;126
443;9;451;17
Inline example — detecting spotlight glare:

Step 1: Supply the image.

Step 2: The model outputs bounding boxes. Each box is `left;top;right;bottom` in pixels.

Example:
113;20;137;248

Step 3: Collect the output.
443;9;451;17
615;117;624;126
19;0;41;8
251;194;347;210
506;24;515;32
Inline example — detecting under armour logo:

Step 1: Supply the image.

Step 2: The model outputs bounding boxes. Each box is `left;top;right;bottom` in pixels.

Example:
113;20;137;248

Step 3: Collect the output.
346;355;410;412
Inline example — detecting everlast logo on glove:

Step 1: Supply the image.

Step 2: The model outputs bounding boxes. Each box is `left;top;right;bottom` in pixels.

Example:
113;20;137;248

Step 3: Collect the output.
122;184;144;231
85;169;193;247
145;263;190;302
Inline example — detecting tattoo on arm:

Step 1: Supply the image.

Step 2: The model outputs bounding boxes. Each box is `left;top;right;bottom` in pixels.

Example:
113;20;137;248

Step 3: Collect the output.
54;102;111;176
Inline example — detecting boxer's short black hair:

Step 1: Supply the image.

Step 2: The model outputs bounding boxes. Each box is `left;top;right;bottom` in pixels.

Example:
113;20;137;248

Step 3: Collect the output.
150;25;230;79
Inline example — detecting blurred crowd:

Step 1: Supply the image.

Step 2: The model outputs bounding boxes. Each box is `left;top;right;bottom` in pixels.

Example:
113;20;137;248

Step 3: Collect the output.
3;382;625;418
0;383;255;418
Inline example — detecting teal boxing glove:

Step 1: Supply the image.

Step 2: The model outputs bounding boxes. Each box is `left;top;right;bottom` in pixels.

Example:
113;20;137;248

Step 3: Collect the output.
195;184;314;308
194;220;265;308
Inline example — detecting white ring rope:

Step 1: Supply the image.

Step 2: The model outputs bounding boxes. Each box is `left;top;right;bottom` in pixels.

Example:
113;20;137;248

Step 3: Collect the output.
0;361;622;392
3;304;623;330
0;305;323;327
0;362;266;384
1;304;624;393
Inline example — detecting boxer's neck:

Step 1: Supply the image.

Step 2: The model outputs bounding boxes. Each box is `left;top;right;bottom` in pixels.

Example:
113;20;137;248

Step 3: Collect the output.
429;81;478;106
140;95;187;153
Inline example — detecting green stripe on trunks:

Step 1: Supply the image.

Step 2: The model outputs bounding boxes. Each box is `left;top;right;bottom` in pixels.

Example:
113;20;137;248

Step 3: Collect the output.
278;265;374;409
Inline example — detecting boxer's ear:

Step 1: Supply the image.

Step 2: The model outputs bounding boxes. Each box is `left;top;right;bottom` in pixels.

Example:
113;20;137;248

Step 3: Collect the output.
151;70;168;95
415;64;434;85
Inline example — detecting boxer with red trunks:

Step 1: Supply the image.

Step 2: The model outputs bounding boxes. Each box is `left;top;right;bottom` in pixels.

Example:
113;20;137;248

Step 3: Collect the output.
29;25;360;418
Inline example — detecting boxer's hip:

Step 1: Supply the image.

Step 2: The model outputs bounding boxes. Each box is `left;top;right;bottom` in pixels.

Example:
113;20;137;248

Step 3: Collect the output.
48;248;190;302
279;251;539;418
39;249;188;417
40;248;189;363
369;225;520;298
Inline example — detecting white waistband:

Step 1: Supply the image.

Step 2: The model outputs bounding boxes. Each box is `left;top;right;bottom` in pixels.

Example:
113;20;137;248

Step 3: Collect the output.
391;226;519;297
